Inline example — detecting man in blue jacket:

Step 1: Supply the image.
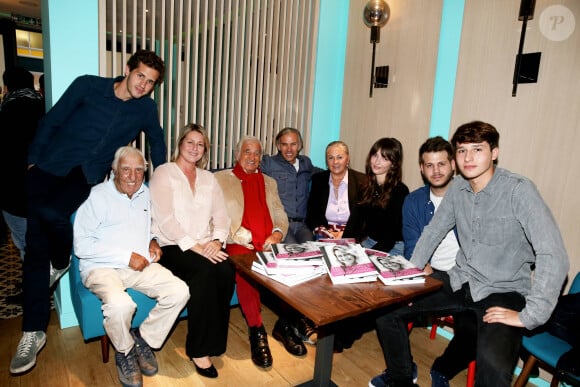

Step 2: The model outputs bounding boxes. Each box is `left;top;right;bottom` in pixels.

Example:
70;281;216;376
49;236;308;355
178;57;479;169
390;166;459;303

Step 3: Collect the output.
261;127;321;244
403;136;458;268
398;136;467;386
261;127;321;349
10;50;167;375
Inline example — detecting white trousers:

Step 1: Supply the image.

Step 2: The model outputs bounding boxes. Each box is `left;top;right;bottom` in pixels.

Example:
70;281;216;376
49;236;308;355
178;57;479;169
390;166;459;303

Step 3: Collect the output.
83;263;189;355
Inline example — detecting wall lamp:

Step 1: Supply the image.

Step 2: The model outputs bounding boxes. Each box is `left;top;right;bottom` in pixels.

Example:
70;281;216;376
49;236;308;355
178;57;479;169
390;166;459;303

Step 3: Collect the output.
363;0;390;98
512;0;541;97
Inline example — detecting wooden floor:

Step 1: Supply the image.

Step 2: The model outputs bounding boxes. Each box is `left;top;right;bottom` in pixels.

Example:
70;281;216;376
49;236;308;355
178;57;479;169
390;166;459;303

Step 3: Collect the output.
0;304;478;387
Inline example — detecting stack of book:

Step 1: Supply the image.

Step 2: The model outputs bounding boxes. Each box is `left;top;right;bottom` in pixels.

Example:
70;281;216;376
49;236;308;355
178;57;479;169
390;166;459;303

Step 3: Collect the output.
319;243;378;284
365;248;425;285
251;242;326;286
251;240;425;286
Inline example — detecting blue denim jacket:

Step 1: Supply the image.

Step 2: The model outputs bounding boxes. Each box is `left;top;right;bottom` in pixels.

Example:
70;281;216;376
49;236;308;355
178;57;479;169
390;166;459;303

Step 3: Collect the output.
402;184;458;260
410;168;569;329
261;153;320;219
402;185;435;259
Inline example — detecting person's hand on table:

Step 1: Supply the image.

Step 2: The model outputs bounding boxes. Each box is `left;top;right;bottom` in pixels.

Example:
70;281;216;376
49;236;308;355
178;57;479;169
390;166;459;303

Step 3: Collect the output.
263;230;283;250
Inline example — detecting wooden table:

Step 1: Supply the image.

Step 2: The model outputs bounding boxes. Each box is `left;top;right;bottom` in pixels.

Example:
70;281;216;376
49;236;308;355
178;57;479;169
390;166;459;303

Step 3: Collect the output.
229;253;443;387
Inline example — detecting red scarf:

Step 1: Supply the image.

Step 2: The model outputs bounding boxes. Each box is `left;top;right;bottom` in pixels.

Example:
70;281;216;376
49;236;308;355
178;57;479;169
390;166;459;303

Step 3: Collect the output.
227;163;273;254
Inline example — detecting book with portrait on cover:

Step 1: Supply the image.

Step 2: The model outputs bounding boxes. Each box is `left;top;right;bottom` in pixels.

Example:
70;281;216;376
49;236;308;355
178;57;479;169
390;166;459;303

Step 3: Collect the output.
256;251;324;273
271;242;324;260
365;248;424;282
320;243;377;284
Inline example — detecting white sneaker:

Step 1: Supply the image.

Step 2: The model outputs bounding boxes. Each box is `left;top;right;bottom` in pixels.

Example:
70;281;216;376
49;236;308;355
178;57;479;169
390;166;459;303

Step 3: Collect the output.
10;331;47;374
49;262;70;288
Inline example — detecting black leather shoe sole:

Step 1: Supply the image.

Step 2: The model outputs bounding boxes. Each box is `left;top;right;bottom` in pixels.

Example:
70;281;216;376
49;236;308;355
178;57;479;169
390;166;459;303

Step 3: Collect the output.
194;363;218;378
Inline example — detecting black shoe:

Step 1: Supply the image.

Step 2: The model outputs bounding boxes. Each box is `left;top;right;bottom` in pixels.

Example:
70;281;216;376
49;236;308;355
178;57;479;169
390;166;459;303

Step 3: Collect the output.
294;317;318;345
249;325;273;368
193;362;218;379
272;319;307;356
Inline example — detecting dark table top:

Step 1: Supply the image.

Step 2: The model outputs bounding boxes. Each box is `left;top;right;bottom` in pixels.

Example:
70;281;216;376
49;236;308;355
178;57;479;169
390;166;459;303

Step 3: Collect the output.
229;253;443;326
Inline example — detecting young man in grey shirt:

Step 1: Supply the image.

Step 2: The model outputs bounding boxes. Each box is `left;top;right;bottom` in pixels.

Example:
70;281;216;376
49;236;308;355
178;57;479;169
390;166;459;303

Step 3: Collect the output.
370;121;569;387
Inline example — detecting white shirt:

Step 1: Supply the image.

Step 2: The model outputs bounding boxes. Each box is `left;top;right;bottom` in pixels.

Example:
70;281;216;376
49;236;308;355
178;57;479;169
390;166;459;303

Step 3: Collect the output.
429;192;459;271
149;163;230;251
325;171;350;225
73;179;152;281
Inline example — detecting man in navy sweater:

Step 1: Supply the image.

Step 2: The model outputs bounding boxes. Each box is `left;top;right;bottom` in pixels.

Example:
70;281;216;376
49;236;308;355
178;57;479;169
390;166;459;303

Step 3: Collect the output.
10;50;167;375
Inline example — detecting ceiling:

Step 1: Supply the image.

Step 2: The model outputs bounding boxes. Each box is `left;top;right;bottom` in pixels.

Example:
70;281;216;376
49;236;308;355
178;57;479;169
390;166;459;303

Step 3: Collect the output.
0;0;41;19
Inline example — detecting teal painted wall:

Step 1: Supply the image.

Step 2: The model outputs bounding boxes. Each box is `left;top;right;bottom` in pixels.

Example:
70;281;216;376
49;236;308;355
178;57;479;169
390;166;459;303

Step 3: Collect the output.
429;0;465;139
43;0;99;329
309;0;350;168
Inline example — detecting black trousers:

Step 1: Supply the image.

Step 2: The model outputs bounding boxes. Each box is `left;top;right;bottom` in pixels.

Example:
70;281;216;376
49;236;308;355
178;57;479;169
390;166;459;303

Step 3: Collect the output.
159;245;235;358
23;166;93;331
375;271;525;387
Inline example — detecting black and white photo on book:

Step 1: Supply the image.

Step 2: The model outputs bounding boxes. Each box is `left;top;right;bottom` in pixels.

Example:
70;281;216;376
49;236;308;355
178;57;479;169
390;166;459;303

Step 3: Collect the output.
365;248;424;280
272;241;324;259
256;251;324;274
320;243;376;278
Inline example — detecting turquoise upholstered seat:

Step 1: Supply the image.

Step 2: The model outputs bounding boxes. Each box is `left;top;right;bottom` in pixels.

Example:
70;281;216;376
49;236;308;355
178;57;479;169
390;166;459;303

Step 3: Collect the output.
69;243;238;362
514;272;579;387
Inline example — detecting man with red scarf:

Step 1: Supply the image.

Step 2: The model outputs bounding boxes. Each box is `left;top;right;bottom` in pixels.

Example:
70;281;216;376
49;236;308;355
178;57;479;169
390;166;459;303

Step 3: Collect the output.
215;136;306;368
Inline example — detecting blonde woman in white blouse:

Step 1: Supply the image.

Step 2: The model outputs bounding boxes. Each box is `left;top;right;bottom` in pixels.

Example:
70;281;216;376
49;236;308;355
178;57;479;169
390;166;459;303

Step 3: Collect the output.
149;124;234;379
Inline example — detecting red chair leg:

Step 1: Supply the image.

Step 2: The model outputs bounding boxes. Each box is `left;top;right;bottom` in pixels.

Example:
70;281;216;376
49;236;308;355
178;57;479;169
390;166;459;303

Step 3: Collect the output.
100;335;110;363
430;318;438;339
466;360;476;387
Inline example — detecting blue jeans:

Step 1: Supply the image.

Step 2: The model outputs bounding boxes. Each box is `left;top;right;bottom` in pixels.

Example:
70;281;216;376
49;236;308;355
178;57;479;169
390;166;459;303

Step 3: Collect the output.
375;271;525;387
2;211;26;260
388;240;405;256
284;221;313;244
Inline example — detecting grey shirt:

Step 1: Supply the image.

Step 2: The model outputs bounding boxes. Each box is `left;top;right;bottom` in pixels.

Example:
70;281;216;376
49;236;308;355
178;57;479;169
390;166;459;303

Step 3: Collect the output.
410;167;569;330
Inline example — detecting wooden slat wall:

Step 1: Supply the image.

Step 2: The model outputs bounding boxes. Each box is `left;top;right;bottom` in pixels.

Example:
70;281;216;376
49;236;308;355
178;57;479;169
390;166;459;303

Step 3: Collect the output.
98;0;319;169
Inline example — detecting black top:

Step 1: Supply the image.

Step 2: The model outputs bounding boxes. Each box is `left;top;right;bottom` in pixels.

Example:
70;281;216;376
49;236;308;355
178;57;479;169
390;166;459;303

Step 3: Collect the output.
0;91;44;216
305;168;366;231
343;182;409;252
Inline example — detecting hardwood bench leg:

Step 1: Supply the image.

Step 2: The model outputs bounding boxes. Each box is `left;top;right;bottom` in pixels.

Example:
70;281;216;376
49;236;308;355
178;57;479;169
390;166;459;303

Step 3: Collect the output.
100;335;110;363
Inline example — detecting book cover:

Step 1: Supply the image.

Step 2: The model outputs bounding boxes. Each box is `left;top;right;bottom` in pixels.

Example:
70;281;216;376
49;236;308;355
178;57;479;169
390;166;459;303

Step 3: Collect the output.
320;243;377;282
251;261;325;287
272;242;324;259
365;248;424;280
256;251;323;269
256;251;324;275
